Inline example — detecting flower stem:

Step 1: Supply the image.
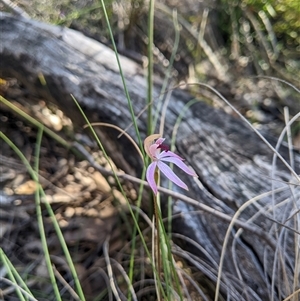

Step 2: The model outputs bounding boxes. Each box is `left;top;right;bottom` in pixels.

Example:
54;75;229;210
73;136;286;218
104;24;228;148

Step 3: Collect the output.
153;170;162;300
153;194;161;273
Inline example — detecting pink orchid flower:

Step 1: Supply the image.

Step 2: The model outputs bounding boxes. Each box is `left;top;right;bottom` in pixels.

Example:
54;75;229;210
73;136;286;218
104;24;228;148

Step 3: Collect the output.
144;134;197;194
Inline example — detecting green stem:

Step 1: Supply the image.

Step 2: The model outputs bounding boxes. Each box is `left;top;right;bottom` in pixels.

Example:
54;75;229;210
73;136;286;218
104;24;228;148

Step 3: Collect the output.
0;249;33;297
0;249;27;301
72;95;166;298
1;130;62;300
127;166;147;300
147;0;155;135
153;194;161;276
99;0;144;156
153;195;162;301
0;132;86;301
34;128;63;301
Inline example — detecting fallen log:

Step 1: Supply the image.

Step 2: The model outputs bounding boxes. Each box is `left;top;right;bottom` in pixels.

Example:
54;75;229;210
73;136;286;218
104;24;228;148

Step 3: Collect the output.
1;13;299;301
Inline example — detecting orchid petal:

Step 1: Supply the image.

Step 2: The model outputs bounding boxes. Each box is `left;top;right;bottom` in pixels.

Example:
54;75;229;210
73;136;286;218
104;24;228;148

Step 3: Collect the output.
157;161;188;191
158;150;184;160
156;138;165;145
149;144;160;158
146;162;158;194
144;134;196;194
160;156;197;176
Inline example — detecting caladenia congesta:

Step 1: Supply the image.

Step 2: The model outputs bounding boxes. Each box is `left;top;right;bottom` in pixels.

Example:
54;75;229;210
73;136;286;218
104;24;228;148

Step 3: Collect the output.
144;134;197;195
144;134;197;298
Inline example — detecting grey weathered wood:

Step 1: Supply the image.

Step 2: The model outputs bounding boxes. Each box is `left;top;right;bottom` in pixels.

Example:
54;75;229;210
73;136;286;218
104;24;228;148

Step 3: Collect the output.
1;13;299;301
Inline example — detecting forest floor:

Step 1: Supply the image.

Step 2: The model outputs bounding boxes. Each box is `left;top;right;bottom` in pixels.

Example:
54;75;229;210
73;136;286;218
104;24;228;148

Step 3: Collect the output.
1;1;299;299
1;66;298;301
1;78;135;300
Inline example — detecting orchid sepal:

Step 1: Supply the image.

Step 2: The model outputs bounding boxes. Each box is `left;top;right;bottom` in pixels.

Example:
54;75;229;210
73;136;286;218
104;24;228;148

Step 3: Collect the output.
144;135;197;194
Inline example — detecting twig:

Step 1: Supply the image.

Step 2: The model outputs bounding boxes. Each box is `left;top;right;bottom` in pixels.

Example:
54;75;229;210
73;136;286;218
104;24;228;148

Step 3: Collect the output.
0;277;38;301
103;236;121;301
53;265;81;301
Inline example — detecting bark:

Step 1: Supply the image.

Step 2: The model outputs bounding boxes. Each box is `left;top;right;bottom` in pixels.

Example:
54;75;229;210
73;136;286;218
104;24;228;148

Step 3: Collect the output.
1;13;299;301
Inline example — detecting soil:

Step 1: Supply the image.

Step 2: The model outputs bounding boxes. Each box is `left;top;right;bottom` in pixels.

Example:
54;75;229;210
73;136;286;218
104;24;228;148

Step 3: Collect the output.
0;78;138;300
